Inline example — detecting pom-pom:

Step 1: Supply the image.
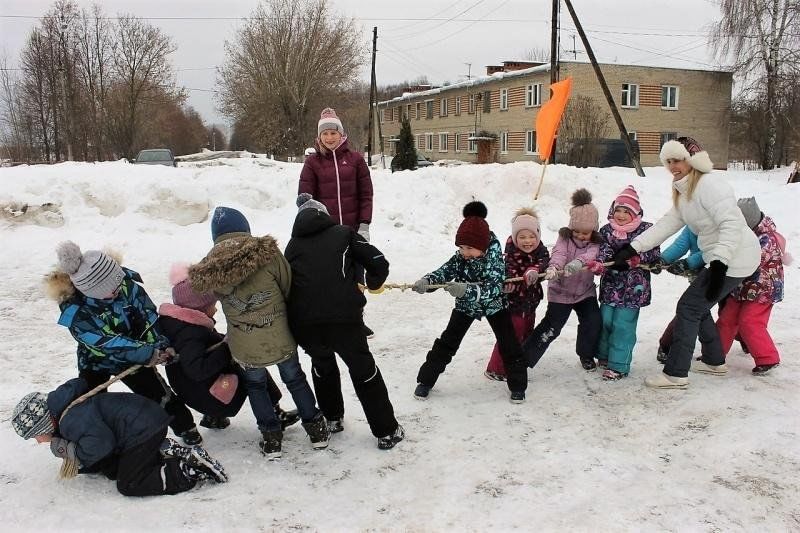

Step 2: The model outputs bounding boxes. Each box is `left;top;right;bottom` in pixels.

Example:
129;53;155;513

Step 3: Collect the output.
296;193;313;207
169;263;190;286
571;188;593;207
462;201;488;219
56;241;82;274
514;206;538;219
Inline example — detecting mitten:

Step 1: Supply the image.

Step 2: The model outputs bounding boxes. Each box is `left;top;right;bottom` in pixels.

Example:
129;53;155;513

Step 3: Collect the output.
502;282;515;294
524;267;540;286
666;259;690;276
357;223;370;243
649;257;667;274
627;255;641;268
705;260;728;301
444;282;468;298
411;278;429;294
585;260;605;275
50;437;77;461
544;266;559;280
610;244;638;271
563;259;584;276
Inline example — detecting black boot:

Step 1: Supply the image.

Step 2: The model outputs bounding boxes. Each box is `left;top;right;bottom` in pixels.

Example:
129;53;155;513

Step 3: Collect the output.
178;426;203;446
302;414;330;450
260;430;283;459
199;415;230;430
274;405;300;431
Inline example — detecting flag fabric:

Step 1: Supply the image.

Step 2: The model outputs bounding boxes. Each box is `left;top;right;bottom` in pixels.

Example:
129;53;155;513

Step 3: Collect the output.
535;77;573;162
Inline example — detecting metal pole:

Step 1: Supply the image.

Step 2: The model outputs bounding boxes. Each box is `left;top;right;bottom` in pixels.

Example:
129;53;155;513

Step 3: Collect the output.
367;26;377;163
549;0;559;163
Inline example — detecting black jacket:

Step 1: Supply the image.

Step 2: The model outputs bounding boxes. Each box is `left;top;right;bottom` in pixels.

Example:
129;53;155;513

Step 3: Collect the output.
285;208;389;325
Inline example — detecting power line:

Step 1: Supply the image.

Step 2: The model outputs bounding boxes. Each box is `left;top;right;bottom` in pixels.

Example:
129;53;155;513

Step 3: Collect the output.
380;0;486;41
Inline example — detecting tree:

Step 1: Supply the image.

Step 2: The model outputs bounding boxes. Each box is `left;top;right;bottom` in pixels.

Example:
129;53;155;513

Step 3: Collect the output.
711;0;800;169
207;125;228;151
393;115;416;171
557;95;610;167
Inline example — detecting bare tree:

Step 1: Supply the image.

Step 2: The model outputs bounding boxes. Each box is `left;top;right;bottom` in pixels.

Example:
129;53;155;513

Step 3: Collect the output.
520;47;550;63
557;95;610;167
0;54;31;161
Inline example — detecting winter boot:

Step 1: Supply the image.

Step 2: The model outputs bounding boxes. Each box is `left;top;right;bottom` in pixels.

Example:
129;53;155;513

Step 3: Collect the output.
159;437;189;460
752;363;779;375
328;418;344;434
302;414;330;450
178;426;203;446
602;369;628;381
484;370;506;381
691;361;728;375
377;424;405;450
656;346;669;364
580;357;597;371
260;430;283;459
199;415;230;430
509;391;525;404
413;383;431;400
185;445;228;483
274;405;300;430
644;372;689;389
597;359;608;369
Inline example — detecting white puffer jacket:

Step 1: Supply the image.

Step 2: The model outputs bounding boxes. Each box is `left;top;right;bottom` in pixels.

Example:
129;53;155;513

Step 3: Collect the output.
631;174;760;277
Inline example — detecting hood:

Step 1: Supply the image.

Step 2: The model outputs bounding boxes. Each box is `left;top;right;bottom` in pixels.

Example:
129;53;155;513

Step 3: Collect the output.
292;208;337;238
47;378;89;421
190;233;280;293
606;200;644;220
313;136;351;158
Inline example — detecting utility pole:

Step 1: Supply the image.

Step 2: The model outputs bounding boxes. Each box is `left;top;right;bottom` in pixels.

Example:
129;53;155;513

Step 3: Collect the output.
464;62;472;80
549;0;560;163
367;26;377;164
59;14;73;161
572;35;577;59
212;126;216;151
563;0;645;177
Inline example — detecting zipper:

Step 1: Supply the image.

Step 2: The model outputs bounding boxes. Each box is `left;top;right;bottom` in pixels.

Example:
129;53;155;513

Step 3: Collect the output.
332;147;343;224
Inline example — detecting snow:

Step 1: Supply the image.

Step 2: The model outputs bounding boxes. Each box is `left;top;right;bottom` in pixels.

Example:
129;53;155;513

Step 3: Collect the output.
1;158;798;531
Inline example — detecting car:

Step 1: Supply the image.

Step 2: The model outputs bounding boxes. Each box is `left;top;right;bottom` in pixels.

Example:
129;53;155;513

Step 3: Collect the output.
390;151;434;172
132;149;176;167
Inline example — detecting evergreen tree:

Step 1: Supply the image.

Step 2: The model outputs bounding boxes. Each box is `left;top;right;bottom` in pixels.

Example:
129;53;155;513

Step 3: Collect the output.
393;115;417;171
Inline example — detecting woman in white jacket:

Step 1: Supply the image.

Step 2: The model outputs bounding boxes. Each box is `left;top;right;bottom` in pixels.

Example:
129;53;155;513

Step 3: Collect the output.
609;137;760;389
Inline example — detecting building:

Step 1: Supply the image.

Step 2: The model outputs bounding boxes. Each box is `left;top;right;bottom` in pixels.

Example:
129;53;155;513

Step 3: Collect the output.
376;59;733;168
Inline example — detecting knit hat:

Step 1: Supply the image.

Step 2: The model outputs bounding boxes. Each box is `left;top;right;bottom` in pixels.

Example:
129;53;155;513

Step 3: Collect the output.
568;188;599;232
211;206;250;241
613;185;642;216
659;136;714;173
455;201;490;252
169;263;217;311
318;107;344;136
12;392;54;440
56;241;125;300
296;193;329;214
511;208;540;248
737;197;762;229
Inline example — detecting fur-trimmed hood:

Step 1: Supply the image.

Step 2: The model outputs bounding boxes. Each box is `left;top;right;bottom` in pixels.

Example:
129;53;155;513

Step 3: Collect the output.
43;248;124;303
558;227;602;245
189;233;281;293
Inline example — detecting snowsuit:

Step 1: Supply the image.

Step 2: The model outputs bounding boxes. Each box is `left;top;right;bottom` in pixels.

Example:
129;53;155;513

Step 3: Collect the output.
47;378;196;496
47;267;195;436
522;228;602;369
596;217;660;375
285;207;400;438
485;237;549;377
416;232;528;394
716;215;785;366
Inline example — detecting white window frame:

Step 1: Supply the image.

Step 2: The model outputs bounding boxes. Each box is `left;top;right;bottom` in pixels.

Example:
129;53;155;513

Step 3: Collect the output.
500;88;508;111
438;132;449;153
628;131;637;141
660;132;677;147
661;85;679;110
416;134;424;149
425;133;434;152
468;94;475;114
404;104;411;120
467;131;478;154
621;83;639;108
525;83;542;107
455;96;461;116
454;133;462;153
415;102;422;120
425;99;434;119
440;98;448;117
500;131;509;154
525;130;537;155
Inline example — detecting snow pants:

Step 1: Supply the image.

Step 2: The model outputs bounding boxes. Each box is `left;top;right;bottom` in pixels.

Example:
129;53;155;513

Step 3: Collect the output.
486;312;535;377
115;428;196;497
598;304;640;375
522;297;601;369
716;299;780;366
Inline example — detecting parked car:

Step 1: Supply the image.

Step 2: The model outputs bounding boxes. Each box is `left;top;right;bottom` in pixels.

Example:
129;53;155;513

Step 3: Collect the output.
132;148;176;167
390;151;434;172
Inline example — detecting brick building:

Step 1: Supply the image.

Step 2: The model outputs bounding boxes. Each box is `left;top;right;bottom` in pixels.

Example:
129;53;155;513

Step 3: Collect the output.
376;60;733;168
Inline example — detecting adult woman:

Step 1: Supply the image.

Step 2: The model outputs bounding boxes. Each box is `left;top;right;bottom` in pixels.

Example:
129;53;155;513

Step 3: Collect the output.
610;137;760;388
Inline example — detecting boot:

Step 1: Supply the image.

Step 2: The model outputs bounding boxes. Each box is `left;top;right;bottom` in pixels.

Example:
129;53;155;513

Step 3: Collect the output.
185;445;228;483
260;430;283;459
377;424;405;450
656;346;669;364
644;372;689;389
328;418;344;434
302;414;330;450
199;415;230;430
274;405;300;430
752;363;779;375
178;426;203;446
580;358;597;371
691;360;728;375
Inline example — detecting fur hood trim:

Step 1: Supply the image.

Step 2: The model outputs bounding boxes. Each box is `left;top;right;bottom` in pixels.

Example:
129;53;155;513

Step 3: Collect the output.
559;226;602;244
190;234;280;293
44;247;124;303
158;303;216;329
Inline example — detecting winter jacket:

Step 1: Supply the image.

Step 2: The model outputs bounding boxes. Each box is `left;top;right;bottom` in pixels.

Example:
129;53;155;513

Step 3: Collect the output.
546;228;602;305
48;378;170;472
159;305;248;418
424;232;505;319
503;237;549;316
47;267;168;373
189;233;296;367
661;226;705;270
731;215;784;304
284;208;389;325
631;174;760;277
597;219;660;309
299;138;373;229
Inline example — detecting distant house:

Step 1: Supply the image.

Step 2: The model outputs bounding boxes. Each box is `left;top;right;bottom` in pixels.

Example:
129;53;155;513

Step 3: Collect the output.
376;59;733;168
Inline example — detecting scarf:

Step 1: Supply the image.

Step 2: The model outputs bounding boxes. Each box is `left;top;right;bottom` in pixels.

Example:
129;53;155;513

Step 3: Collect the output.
609;215;642;239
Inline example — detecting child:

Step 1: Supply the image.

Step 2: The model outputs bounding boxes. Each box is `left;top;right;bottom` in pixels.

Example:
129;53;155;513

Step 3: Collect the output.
47;241;201;445
592;186;660;380
285;194;404;450
159;264;299;431
12;378;226;497
189;206;329;458
484;207;549;381
522;189;603;372
412;201;528;403
715;197;786;374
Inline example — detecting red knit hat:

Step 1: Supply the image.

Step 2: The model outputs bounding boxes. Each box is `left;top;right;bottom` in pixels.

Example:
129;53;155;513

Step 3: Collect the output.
613;185;642;216
455;201;490;252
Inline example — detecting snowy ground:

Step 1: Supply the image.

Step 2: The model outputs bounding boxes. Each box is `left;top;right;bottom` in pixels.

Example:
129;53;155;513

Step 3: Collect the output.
0;158;798;532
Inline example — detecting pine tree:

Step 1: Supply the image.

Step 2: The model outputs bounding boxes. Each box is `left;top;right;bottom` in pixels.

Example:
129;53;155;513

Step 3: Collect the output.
393;115;417;171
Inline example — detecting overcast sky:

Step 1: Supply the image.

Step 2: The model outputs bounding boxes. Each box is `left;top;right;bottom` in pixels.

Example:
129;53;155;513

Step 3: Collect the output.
1;0;723;126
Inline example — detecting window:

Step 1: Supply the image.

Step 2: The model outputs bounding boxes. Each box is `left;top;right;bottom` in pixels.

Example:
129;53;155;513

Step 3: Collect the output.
621;83;639;108
438;133;448;152
627;131;637;141
425;133;434;151
417;134;424;148
525;83;542;107
425;100;434;119
661;85;679;109
455;133;462;152
415;102;422;120
525;130;537;154
440;98;448;117
468;94;475;114
404;104;411;120
455;96;461;116
468;131;478;153
660;132;677;147
500;131;509;154
500;88;508;110
483;91;491;113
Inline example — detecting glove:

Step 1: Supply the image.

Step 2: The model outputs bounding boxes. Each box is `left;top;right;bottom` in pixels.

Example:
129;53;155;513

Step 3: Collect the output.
502;282;515;294
444;282;468;298
666;259;690;276
411;278;429;294
147;347;177;367
649;257;667;274
367;285;385;294
524;267;540;286
544;266;559;281
627;255;641;269
357;223;370;243
563;259;584;276
50;437;77;461
610;244;638;271
705;260;728;301
586;260;606;275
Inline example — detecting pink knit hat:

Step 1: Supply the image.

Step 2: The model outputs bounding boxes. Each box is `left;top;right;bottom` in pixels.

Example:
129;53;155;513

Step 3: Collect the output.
613;185;642;216
170;263;217;311
511;208;540;248
318;107;344;135
568;188;599;232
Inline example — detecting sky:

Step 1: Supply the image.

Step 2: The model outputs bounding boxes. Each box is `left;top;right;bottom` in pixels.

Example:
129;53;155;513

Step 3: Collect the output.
0;0;724;127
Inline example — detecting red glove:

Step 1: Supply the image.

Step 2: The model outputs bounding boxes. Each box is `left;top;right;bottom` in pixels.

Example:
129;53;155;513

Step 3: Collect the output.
627;256;641;268
586;260;605;275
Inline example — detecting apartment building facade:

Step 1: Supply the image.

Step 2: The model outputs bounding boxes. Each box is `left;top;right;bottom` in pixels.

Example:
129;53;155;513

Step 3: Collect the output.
376;60;733;168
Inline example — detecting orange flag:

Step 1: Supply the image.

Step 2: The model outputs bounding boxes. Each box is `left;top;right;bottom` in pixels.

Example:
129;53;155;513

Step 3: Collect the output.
535;77;573;162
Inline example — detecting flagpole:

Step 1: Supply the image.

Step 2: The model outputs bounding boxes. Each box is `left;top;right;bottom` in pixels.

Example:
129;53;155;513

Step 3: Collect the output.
534;159;549;200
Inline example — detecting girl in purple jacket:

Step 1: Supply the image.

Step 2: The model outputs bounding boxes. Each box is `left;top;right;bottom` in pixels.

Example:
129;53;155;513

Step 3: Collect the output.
522;189;603;372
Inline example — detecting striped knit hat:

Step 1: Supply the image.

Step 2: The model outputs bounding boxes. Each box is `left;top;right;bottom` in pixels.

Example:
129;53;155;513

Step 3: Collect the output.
613;185;642;216
318;107;344;135
12;392;54;440
56;241;125;300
